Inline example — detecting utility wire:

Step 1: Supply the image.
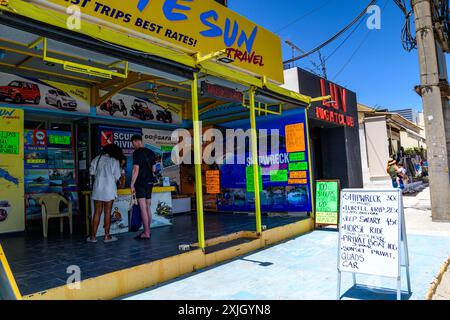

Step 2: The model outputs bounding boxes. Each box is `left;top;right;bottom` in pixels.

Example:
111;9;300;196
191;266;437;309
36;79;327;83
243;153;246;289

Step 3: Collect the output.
283;0;378;64
324;11;368;62
332;0;390;81
275;0;334;34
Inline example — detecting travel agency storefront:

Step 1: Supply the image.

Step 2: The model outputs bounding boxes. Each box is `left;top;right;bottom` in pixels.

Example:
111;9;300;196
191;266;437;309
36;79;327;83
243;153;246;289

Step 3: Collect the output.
0;0;328;300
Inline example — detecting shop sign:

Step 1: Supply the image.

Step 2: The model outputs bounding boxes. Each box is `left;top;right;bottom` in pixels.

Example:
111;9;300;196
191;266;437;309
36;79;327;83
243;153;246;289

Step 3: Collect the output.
0;107;25;234
315;79;355;127
42;0;284;83
200;82;243;103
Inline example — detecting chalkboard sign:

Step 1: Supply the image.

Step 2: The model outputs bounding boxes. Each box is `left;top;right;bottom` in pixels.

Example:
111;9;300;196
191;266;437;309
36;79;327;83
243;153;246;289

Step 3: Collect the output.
336;189;411;300
315;180;340;226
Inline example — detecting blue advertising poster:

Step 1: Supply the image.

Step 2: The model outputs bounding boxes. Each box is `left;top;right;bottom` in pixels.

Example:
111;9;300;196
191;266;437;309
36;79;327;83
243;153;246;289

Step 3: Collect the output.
24;129;78;218
218;109;312;212
96;125;143;188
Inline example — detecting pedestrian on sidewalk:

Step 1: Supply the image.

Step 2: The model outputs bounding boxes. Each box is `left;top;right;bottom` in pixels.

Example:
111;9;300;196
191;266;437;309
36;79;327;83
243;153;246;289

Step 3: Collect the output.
88;144;125;243
387;157;404;189
130;134;157;240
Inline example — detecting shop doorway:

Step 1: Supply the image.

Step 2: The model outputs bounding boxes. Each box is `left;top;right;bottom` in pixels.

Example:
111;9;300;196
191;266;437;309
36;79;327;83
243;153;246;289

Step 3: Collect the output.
23;115;82;235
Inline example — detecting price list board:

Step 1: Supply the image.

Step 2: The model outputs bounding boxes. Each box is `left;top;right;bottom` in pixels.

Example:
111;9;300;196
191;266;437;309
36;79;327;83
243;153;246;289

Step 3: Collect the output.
338;189;402;278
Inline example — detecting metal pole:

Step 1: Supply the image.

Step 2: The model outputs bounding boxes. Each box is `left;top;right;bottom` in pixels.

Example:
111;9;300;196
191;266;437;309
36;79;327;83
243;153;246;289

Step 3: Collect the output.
305;108;316;219
191;73;206;250
337;271;341;300
401;195;412;294
0;245;22;300
249;86;263;235
412;0;450;221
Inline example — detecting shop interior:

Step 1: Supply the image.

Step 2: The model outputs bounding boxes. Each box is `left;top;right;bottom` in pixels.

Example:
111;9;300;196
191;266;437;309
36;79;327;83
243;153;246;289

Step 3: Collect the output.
0;20;313;296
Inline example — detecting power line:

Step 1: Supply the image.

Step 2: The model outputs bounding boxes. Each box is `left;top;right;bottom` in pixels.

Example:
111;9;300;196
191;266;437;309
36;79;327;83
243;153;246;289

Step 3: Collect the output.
332;0;390;81
275;0;334;34
324;10;368;62
283;0;378;64
332;31;372;81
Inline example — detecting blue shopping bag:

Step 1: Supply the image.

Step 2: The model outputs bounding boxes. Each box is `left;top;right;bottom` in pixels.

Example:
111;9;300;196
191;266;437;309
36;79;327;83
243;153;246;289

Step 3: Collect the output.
129;195;142;232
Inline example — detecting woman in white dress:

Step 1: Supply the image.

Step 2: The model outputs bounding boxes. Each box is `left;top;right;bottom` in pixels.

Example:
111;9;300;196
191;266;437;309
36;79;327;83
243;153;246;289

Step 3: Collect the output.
87;144;125;243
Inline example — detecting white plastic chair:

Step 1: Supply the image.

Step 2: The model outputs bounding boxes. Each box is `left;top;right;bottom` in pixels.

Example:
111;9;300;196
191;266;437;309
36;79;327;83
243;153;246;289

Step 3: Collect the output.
39;194;73;238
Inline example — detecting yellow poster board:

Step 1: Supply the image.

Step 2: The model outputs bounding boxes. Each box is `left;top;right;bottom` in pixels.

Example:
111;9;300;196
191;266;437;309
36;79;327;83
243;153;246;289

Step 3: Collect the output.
0;107;25;234
40;0;284;83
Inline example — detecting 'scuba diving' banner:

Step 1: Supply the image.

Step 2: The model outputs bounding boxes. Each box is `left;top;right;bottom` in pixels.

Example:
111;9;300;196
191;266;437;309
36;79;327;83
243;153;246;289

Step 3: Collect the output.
0;107;25;234
36;0;284;83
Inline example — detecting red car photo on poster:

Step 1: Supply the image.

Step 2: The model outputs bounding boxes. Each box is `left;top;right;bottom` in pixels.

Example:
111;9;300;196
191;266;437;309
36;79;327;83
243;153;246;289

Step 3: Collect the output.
0;80;41;104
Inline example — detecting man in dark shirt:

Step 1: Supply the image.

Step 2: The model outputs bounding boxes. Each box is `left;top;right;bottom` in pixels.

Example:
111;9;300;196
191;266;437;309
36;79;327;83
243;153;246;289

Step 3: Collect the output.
131;134;156;240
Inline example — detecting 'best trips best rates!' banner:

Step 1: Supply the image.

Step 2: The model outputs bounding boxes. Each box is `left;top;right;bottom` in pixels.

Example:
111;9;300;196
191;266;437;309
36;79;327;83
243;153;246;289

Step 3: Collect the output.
34;0;284;83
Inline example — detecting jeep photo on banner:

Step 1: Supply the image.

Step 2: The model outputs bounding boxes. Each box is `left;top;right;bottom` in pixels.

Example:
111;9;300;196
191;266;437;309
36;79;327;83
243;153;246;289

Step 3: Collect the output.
0;72;90;113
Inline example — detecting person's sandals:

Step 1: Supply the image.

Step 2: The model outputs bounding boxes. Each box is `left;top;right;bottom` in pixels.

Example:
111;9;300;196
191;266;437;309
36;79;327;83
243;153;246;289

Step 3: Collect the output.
134;233;151;240
86;237;97;243
103;235;118;243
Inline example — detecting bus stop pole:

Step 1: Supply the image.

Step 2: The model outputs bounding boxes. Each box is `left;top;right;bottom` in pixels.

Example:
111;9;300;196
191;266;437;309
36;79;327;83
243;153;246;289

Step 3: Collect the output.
249;87;263;235
191;73;206;250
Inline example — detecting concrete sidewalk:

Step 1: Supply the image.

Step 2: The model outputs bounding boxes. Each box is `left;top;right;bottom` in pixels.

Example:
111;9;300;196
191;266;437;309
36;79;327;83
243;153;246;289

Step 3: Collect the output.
123;188;450;300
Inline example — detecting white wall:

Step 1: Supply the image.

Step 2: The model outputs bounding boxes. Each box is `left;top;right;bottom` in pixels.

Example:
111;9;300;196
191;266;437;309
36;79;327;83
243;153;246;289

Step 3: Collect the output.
281;68;300;93
364;116;391;187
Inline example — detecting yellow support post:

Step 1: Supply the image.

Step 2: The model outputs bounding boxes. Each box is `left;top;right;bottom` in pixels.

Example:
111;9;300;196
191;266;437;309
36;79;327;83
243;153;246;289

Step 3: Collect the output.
304;108;316;221
0;244;22;300
191;73;206;250
249;87;263;235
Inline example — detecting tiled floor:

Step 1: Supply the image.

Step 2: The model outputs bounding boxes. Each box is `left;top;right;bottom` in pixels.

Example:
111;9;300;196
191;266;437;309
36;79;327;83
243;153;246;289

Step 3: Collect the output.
0;212;305;295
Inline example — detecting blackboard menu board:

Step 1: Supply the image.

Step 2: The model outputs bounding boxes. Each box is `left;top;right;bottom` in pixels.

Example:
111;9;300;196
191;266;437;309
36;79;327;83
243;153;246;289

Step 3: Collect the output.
338;189;402;278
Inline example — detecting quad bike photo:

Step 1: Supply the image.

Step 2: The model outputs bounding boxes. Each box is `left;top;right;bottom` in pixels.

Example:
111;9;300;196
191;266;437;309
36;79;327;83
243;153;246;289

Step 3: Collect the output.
130;99;154;121
156;108;173;123
100;98;127;116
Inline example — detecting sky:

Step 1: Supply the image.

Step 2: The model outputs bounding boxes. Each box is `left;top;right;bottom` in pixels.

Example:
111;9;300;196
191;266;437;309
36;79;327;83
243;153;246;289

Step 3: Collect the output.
229;0;449;112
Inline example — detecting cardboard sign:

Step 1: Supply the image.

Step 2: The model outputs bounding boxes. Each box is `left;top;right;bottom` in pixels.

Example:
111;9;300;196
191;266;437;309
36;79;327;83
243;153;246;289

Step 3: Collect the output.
0;132;19;154
289;152;306;162
206;170;221;194
246;166;262;192
270;170;288;182
285;123;305;153
315;180;340;225
290;171;307;179
289;162;308;171
338;189;402;278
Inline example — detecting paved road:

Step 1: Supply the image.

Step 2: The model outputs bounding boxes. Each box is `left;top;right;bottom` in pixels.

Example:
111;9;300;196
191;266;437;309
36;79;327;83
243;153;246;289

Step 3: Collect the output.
123;188;450;300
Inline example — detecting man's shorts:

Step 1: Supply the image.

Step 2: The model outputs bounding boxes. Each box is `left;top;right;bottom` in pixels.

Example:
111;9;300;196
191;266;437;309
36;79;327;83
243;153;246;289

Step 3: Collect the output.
135;183;153;200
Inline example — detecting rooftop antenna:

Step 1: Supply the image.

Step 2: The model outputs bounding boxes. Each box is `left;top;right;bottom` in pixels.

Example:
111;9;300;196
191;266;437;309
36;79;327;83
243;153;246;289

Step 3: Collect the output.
285;40;305;69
